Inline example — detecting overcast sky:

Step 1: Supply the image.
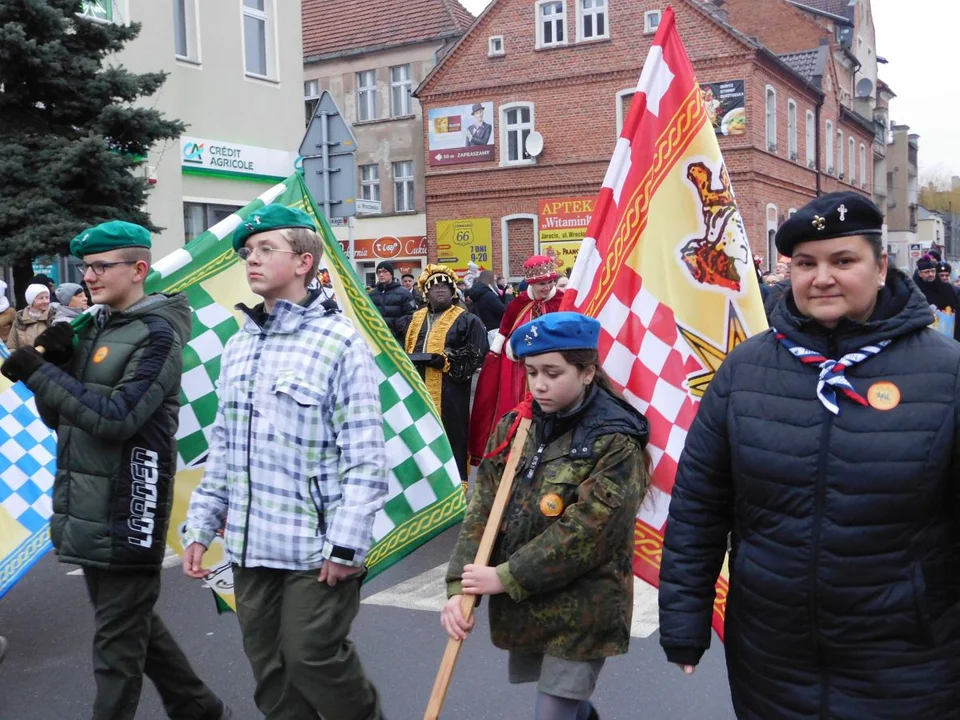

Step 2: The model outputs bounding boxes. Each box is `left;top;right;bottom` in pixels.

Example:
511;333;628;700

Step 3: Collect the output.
459;0;957;180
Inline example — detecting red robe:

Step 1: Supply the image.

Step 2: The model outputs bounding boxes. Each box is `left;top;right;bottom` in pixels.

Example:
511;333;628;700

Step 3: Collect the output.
468;287;564;463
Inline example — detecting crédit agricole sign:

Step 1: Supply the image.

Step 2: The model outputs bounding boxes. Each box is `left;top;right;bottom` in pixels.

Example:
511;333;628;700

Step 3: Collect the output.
181;136;298;182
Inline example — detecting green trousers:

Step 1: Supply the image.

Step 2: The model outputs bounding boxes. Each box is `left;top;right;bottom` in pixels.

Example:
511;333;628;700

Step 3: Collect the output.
82;567;223;720
233;566;382;720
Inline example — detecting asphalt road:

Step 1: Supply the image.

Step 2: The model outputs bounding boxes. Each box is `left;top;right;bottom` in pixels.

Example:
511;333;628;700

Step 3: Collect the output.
0;527;736;720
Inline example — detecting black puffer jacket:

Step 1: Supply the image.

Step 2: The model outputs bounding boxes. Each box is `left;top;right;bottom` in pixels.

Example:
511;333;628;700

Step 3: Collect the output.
369;280;417;340
660;268;960;719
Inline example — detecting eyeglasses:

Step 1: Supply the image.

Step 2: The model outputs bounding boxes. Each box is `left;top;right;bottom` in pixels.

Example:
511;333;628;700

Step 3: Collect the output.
236;246;301;261
75;260;138;276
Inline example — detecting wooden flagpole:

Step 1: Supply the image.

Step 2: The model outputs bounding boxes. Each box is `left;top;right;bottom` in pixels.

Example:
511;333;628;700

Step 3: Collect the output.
423;416;532;720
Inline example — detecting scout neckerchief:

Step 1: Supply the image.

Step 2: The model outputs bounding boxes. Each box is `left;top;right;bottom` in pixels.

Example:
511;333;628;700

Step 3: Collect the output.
773;328;891;415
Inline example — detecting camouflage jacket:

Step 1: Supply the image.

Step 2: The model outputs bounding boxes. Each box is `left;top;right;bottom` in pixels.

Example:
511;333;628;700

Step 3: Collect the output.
447;386;650;661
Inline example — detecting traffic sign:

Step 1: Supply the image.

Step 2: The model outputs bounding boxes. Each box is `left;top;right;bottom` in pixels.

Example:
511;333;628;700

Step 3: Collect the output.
356;199;382;215
300;90;357;157
298;90;358;219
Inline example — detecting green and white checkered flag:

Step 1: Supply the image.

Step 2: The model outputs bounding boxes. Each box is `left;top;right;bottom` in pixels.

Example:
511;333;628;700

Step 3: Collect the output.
157;174;465;606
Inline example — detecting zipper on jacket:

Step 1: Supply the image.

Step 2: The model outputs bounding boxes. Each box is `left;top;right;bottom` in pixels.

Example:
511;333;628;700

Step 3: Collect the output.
310;476;326;536
811;331;836;720
239;334;265;567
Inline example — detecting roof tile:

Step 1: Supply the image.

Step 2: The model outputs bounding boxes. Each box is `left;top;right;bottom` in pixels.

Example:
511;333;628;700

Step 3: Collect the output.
778;49;820;82
303;0;475;60
791;0;850;20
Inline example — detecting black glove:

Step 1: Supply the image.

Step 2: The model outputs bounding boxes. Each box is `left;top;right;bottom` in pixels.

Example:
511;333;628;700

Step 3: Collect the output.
427;353;446;370
33;323;76;367
1;347;45;384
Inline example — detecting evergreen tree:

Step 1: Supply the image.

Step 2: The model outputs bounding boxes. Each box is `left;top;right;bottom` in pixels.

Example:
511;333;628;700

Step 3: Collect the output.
0;0;185;303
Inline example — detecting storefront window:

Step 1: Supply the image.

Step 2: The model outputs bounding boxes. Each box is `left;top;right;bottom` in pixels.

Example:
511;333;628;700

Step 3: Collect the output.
183;202;243;244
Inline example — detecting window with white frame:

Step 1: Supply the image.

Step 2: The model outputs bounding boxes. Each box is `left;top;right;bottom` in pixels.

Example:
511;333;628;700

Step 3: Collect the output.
644;9;661;34
837;129;844;179
765;86;777;151
578;0;608;41
303;79;319;126
787;100;797;159
859;143;867;187
805;110;815;167
359;165;380;206
390;65;412;117
393;161;414;212
357;70;377;122
848;137;856;183
174;0;200;62
78;0;115;22
488;36;505;56
537;1;566;48
501;103;535;165
616;89;634;136
242;0;274;79
766;203;779;270
825;120;834;173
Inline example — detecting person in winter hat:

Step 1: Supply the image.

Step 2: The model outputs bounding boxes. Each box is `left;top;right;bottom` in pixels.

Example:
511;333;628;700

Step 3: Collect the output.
52;282;88;324
368;260;416;343
0;279;15;343
5;283;56;350
660;191;960;719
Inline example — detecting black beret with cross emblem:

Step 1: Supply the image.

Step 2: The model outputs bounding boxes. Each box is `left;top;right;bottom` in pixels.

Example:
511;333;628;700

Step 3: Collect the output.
775;191;884;258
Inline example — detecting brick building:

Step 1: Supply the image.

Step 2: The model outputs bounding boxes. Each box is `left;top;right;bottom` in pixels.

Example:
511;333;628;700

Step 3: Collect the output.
302;0;474;285
416;0;874;277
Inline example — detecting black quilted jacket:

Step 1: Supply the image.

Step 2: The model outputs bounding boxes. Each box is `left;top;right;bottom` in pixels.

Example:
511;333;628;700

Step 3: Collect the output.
660;269;960;719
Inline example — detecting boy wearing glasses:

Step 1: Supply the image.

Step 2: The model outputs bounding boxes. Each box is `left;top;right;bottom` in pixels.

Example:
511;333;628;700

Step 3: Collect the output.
0;221;230;720
183;205;388;720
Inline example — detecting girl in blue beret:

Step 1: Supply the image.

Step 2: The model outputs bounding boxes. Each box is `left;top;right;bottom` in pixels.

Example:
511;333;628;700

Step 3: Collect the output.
441;312;651;720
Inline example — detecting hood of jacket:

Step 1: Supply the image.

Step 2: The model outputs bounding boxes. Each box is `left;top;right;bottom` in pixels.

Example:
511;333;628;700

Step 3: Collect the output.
96;293;192;345
237;289;329;336
770;267;934;356
16;306;54;326
533;385;649;458
376;279;402;293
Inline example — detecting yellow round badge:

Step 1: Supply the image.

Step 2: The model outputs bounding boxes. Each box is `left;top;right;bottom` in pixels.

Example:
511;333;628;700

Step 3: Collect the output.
867;381;900;411
92;346;110;364
540;493;564;517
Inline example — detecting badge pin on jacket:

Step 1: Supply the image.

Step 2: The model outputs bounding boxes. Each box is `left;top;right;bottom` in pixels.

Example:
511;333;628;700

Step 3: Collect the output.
867;381;900;411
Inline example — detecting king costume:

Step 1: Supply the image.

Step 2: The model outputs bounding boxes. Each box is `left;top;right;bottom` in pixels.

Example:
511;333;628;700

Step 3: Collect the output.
396;265;488;483
468;255;564;463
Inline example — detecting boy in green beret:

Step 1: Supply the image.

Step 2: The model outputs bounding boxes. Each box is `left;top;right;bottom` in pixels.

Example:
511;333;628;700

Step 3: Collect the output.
183;205;388;720
1;220;230;720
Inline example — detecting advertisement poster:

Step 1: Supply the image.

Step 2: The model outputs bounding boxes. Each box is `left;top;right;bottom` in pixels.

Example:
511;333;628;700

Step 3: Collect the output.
436;218;492;276
428;102;495;166
538;197;595;275
700;80;746;136
337;235;427;262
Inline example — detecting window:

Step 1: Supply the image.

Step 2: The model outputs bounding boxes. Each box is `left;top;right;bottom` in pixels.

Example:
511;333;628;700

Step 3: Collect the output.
359;165;380;203
859;143;867;188
837;130;844;179
577;0;608;41
488;35;505;57
825;120;834;173
357;70;377;122
393;161;414;212
390;65;412;117
616;89;634;136
644;10;661;34
183;202;243;244
242;0;274;79
501;102;536;165
848;137;856;183
304;79;319;126
805;110;815;168
174;1;196;61
78;0;114;22
537;1;566;48
766;203;779;270
787;100;797;160
765;86;777;152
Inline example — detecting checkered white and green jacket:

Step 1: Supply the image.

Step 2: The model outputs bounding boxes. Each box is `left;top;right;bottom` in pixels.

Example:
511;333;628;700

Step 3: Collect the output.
185;292;388;570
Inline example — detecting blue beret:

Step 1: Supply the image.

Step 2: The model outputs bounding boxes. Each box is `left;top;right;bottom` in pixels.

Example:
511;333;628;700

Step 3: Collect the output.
232;205;317;251
69;220;151;259
775;191;883;257
511;312;601;359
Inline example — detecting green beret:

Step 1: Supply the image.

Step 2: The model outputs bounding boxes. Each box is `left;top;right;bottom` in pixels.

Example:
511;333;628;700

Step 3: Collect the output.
232;205;317;252
70;220;151;259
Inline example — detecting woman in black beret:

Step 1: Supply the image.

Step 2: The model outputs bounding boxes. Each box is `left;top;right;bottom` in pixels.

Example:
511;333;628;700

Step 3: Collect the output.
660;191;960;719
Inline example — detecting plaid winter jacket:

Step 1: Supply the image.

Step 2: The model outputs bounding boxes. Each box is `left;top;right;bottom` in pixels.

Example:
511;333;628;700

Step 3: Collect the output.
185;292;388;570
